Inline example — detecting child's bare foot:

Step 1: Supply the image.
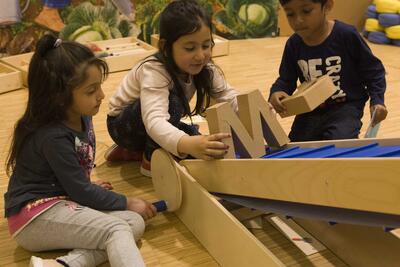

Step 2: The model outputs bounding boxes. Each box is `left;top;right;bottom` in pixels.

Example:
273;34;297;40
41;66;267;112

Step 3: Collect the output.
34;7;65;32
29;256;63;267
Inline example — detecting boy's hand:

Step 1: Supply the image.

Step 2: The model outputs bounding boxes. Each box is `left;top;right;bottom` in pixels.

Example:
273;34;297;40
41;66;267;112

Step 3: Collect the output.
370;104;388;126
178;133;231;160
269;91;290;113
93;180;113;190
127;197;157;220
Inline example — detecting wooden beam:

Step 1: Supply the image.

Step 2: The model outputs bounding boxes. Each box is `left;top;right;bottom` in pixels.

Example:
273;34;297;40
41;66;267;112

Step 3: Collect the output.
287;137;400;149
181;157;400;215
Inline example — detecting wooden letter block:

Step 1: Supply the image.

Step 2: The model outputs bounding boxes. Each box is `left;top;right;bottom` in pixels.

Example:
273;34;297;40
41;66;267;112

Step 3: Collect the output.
280;75;337;118
206;90;289;159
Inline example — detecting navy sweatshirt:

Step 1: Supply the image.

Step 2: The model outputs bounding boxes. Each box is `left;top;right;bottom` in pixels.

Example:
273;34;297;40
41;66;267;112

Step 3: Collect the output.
4;117;127;217
270;20;386;108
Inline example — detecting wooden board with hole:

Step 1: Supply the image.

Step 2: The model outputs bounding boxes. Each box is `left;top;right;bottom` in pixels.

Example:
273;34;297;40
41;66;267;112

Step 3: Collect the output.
0;62;23;93
89;37;157;72
151;34;230;57
0;52;33;87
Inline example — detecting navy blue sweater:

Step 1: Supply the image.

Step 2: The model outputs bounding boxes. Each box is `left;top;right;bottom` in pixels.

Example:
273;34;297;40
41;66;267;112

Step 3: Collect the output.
270;20;386;107
4;117;127;217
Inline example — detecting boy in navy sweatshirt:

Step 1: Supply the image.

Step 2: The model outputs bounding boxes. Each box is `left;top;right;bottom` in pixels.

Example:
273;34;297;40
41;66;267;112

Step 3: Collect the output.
269;0;388;141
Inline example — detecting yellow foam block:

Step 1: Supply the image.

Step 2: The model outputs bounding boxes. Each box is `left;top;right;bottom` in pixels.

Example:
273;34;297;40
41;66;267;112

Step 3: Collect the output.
365;18;384;32
385;25;400;39
375;0;399;13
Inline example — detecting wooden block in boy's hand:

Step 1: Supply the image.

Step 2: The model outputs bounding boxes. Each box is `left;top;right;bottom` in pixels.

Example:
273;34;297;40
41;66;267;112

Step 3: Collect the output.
280;75;337;118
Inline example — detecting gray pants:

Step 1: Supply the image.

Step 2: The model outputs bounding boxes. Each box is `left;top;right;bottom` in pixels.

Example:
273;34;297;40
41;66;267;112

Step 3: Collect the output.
15;200;146;267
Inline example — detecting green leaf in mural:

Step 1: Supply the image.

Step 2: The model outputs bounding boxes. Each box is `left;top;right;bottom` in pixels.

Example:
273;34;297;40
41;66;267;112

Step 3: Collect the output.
136;0;168;43
66;2;98;26
59;22;82;40
118;20;132;37
214;0;278;39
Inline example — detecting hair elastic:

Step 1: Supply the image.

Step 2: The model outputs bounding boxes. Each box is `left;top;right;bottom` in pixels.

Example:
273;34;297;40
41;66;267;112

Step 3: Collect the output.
54;38;62;48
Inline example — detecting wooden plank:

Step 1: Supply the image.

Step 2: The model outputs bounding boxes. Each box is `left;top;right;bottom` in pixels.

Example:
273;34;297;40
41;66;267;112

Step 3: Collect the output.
173;159;285;267
181;157;400;215
0;63;23;94
268;215;326;256
288;137;400;149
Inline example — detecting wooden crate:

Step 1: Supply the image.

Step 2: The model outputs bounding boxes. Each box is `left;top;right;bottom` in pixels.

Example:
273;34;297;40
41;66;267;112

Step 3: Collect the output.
0;52;33;87
151;34;230;57
90;37;157;73
0;62;23;93
280;75;337;118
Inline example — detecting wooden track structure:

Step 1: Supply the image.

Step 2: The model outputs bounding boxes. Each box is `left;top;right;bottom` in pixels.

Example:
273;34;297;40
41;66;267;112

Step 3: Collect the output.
152;89;400;267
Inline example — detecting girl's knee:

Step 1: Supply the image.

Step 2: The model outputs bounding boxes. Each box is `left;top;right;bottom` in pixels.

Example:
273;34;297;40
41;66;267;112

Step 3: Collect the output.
125;212;145;242
14;235;43;252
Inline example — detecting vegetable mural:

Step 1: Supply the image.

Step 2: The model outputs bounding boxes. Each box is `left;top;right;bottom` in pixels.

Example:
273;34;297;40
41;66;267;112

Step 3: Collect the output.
60;0;137;42
0;0;278;57
134;0;278;41
213;0;278;39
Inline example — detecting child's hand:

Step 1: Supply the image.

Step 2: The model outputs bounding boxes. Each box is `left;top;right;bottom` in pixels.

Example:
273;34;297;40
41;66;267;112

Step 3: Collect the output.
93;180;113;190
371;104;388;126
178;133;231;160
269;91;290;113
127;197;157;220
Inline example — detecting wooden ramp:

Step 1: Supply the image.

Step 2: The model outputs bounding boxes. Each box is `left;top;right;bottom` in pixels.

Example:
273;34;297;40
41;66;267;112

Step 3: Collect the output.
152;134;400;267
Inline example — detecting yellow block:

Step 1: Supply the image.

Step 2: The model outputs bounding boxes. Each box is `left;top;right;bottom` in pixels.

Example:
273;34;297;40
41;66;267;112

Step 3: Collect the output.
375;0;399;13
365;18;384;32
385;25;400;39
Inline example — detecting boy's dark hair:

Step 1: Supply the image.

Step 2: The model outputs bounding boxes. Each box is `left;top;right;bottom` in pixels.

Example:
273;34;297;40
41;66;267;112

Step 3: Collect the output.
156;0;215;117
279;0;327;6
6;34;108;175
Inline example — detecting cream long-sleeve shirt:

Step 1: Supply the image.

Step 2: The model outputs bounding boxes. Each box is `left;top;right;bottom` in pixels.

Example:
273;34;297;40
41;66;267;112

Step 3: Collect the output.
108;57;238;157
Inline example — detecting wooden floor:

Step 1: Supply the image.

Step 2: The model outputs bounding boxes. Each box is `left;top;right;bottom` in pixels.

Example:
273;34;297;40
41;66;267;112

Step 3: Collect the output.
0;37;399;266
